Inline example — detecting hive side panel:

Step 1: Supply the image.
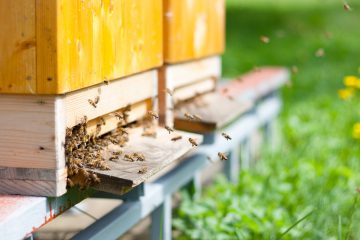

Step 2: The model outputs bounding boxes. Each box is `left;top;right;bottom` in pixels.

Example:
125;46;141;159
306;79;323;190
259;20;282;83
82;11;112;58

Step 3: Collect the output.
164;0;225;63
55;0;163;94
36;0;59;94
0;0;36;94
0;95;64;169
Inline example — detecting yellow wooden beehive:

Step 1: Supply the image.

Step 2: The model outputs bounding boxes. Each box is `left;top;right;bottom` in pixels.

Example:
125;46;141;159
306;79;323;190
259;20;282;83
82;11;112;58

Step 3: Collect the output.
159;0;226;127
163;0;225;63
0;0;163;94
0;0;164;197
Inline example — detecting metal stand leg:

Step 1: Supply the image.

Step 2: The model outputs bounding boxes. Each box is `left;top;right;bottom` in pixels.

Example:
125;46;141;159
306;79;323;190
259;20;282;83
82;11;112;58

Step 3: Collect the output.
224;147;240;183
185;170;202;200
241;139;251;169
151;195;172;240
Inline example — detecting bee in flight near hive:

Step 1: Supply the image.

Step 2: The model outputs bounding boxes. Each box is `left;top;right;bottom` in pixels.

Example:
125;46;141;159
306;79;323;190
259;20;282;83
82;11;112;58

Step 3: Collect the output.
171;135;182;142
221;133;232;141
148;110;159;119
218;152;228;161
165;126;174;134
184;113;195;121
188;138;198;147
164;88;173;96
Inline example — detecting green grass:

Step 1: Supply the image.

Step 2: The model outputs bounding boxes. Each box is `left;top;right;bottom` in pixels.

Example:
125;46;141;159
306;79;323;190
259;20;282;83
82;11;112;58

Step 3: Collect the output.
173;0;360;239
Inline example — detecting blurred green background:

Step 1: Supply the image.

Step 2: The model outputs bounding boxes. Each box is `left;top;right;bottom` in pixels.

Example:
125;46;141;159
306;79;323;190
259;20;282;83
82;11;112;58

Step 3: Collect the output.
174;0;360;239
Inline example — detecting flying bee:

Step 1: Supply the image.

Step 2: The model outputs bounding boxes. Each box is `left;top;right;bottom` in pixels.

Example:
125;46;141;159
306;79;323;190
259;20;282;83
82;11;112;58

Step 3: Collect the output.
188;138;198;147
184;113;195;120
218;152;228;161
164;88;173;96
193;114;202;121
134;152;145;161
221;132;232;141
148;110;159;119
165;126;174;134
260;35;270;44
138;166;148;174
171;135;182;141
344;3;351;11
88;99;97;108
94;96;100;104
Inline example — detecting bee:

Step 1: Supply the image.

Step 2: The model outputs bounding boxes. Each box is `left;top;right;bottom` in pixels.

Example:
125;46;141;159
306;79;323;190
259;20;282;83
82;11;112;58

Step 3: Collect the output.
260;35;270;44
88;99;97;108
80;168;90;178
67;178;74;188
193;114;202;121
218;152;228;161
184;113;195;120
111;111;124;120
99;162;110;170
95;123;102;135
148;110;159;119
104;80;110;85
164;88;173;96
315;48;325;58
91;173;101;184
165;126;174;134
36;99;46;105
171;135;182;141
113;150;123;156
222;132;232;141
39;146;45;150
134;152;145;161
99;117;106;126
138;166;148;174
109;156;118;161
344;3;351;11
189;138;198;147
94;96;100;104
291;66;298;74
66;128;73;138
124;154;135;162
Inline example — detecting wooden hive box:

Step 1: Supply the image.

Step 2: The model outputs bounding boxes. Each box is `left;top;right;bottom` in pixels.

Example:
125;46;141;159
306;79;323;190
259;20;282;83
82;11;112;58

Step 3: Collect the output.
0;0;203;197
0;0;163;94
159;0;251;134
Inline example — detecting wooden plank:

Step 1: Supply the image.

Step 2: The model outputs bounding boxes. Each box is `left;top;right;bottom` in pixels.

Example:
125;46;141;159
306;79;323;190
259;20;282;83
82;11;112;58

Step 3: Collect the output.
54;0;163;94
0;168;66;181
0;95;65;169
165;56;221;89
174;92;253;133
86;99;151;137
88;127;203;195
63;70;156;127
173;77;216;104
0;177;66;197
164;0;225;63
0;0;36;94
220;67;290;102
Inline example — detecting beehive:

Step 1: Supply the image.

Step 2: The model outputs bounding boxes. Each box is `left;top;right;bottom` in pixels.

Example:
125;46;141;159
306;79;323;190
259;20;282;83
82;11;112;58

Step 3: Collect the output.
0;0;163;94
159;0;246;132
0;0;168;197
